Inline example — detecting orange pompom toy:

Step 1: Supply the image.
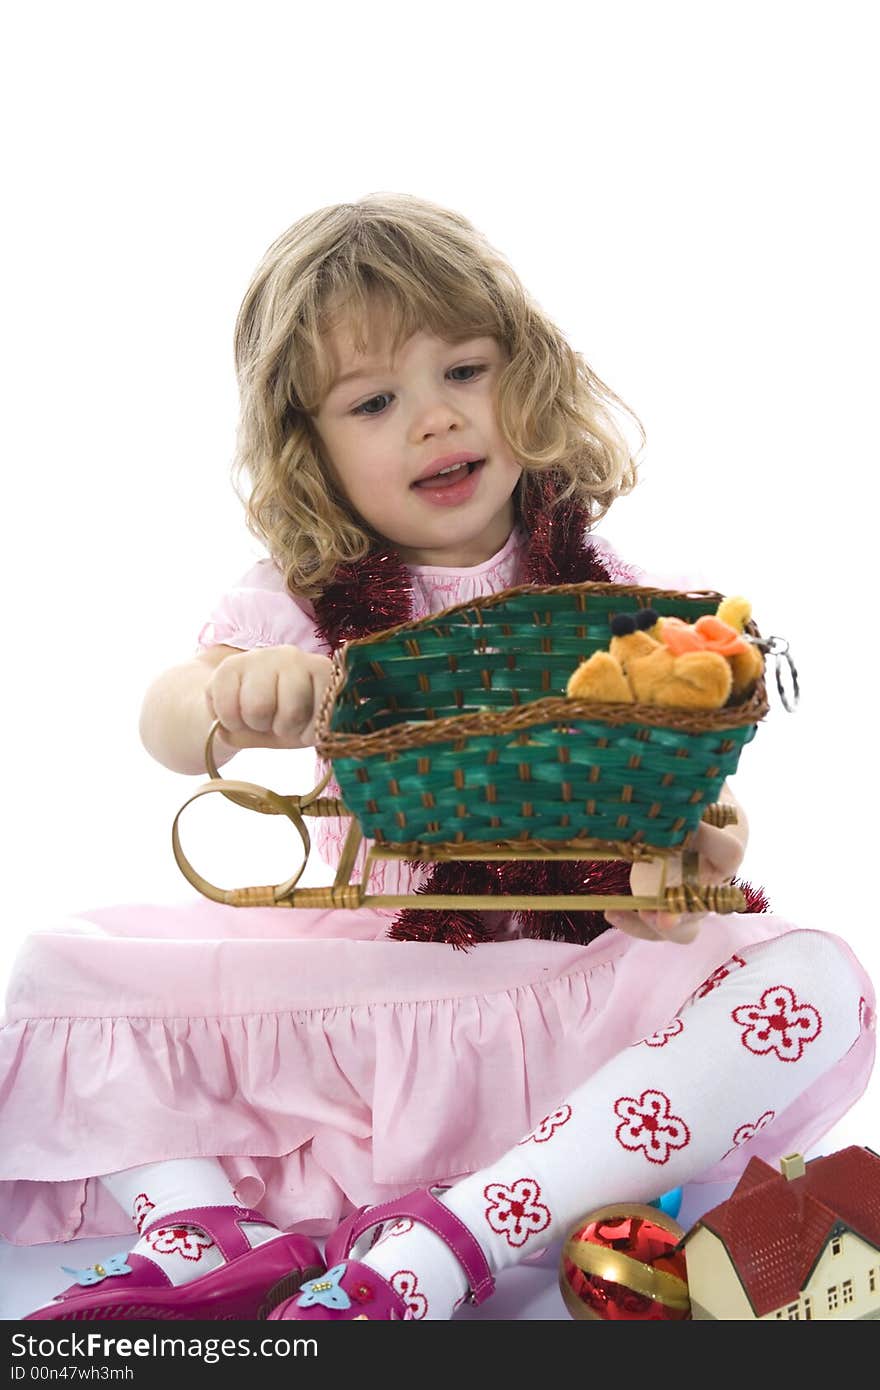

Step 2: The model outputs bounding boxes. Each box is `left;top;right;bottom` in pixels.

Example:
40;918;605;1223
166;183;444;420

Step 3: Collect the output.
658;613;751;657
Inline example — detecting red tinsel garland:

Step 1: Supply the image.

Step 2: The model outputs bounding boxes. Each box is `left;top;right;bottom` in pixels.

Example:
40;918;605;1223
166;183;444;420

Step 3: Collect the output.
313;473;767;947
312;548;414;652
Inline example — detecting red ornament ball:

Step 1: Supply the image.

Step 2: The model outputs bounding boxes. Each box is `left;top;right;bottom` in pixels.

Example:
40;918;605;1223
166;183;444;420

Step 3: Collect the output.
559;1202;690;1320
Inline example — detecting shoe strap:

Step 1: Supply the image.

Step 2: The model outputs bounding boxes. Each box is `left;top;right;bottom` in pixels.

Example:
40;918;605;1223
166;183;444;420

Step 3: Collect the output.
329;1189;495;1306
141;1205;274;1263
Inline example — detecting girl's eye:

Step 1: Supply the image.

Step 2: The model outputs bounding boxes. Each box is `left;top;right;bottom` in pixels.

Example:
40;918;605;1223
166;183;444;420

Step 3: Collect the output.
351;364;487;417
353;393;392;417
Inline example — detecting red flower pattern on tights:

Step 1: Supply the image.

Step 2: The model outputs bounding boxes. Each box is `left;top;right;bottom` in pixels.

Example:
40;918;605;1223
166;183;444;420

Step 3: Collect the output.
614;1089;691;1165
373;1217;414;1249
722;1109;776;1158
132;1194;155;1235
518;1104;572;1144
145;1225;216;1261
692;955;747;1000
732;985;822;1061
483;1178;552;1248
638;1019;684;1048
390;1269;428;1319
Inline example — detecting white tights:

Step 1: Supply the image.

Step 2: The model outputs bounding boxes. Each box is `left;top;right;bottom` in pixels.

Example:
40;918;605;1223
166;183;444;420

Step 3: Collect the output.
362;929;864;1317
98;930;864;1317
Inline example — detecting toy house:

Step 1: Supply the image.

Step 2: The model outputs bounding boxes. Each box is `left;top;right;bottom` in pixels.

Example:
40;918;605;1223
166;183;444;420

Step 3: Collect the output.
680;1146;880;1319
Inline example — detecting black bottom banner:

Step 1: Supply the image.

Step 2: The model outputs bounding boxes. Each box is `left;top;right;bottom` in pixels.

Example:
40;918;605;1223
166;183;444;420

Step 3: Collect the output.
3;1320;565;1383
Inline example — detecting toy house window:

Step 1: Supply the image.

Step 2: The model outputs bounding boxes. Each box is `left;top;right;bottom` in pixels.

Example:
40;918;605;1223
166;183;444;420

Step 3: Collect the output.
842;1279;854;1305
802;1296;813;1320
870;1268;877;1294
786;1302;800;1319
827;1285;839;1311
831;1237;842;1256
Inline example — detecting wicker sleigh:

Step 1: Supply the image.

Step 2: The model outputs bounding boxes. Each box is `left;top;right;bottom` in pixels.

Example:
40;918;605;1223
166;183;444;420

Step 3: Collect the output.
173;581;770;917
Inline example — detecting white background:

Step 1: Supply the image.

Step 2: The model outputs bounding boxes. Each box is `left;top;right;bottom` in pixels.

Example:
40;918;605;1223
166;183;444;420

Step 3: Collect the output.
2;0;877;1170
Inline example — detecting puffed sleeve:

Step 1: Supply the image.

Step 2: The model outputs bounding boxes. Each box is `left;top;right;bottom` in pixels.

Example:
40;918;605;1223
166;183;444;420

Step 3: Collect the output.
588;532;649;585
589;533;713;593
196;558;329;656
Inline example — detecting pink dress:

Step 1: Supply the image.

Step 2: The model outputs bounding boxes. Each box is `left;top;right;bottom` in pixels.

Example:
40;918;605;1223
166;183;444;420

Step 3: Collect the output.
0;530;874;1246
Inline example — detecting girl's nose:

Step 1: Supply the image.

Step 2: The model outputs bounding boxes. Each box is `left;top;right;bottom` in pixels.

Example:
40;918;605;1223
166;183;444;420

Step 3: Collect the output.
408;389;467;440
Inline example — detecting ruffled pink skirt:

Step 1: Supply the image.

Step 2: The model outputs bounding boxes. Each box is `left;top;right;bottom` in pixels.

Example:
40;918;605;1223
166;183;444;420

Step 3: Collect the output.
1;897;874;1245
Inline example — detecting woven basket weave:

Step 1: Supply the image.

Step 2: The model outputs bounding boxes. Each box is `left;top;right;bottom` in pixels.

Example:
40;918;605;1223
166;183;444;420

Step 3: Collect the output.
315;581;769;852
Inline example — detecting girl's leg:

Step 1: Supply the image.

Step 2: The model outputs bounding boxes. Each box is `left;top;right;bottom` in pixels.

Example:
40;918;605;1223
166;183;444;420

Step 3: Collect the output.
351;929;864;1319
25;1158;325;1319
99;1158;282;1285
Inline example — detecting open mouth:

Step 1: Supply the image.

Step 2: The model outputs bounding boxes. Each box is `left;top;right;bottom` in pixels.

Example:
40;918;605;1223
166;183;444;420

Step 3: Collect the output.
412;459;485;489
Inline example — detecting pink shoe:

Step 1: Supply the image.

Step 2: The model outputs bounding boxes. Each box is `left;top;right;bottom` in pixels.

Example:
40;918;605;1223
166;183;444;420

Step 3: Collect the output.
268;1188;494;1321
24;1205;325;1321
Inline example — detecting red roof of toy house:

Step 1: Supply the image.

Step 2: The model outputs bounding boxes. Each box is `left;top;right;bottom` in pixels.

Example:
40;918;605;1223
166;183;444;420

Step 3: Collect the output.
689;1146;880;1317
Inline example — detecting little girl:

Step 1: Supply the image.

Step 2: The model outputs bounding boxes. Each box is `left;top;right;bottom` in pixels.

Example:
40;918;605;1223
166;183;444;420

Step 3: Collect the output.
4;194;875;1322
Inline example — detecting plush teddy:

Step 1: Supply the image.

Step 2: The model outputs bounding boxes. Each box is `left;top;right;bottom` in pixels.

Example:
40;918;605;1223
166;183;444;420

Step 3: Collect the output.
653;596;765;699
714;597;766;696
566;599;764;710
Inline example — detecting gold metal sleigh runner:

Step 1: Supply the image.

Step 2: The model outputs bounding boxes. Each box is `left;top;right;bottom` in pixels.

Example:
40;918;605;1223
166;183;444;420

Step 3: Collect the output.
169;577;801;919
170;722;747;916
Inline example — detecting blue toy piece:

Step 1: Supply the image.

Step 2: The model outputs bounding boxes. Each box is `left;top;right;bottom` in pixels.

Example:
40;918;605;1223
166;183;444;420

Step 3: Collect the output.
650;1187;683;1220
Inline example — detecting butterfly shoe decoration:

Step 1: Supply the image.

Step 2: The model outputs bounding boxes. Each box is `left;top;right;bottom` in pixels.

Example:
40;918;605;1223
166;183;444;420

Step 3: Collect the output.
295;1265;353;1311
294;1264;414;1319
60;1254;133;1287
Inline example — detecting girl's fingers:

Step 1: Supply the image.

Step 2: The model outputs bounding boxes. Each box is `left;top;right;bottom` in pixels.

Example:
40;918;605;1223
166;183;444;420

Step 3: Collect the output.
603;911;665;941
648;912;705;944
294;654;334;745
238;666;280;733
692;819;745;879
205;650;334;748
605;909;706;944
273;665;319;742
621;818;745;941
206;663;247;732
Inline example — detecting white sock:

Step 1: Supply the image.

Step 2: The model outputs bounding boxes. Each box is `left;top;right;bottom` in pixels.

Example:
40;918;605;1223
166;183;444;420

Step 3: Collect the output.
360;930;862;1319
355;1216;468;1320
99;1157;280;1287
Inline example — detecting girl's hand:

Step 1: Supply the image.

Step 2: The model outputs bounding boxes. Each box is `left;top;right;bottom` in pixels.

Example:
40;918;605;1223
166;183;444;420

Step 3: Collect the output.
205;646;334;751
604;817;748;945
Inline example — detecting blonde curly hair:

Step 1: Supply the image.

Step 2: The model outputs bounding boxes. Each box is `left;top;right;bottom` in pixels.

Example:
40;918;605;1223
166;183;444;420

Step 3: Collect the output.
233;192;643;598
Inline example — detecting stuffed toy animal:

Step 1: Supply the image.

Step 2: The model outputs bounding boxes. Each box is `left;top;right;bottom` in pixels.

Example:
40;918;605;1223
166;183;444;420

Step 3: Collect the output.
566;598;764;710
655;597;765;699
715;597;766;696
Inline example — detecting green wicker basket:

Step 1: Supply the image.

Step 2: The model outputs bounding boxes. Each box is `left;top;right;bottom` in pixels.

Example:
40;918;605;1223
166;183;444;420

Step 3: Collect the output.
315;581;769;852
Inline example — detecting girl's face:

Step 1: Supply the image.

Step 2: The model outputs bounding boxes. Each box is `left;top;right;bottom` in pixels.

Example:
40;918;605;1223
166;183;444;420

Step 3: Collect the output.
312;310;523;567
